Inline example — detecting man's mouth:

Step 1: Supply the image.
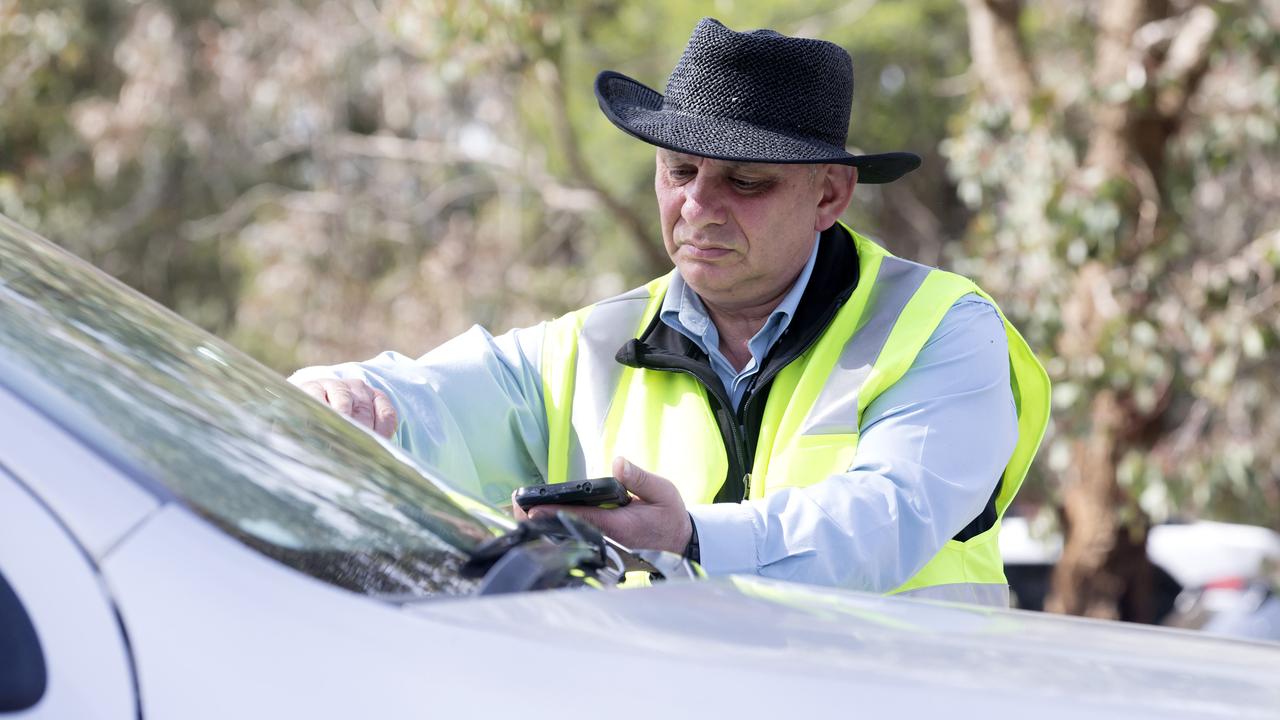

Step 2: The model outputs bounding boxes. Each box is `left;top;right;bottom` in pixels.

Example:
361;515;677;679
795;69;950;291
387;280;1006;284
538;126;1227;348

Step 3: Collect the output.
679;243;733;260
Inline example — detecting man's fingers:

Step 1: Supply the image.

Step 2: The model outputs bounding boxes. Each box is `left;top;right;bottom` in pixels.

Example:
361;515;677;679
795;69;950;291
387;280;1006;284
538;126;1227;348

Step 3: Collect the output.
511;491;530;521
297;380;327;403
301;379;394;436
320;379;354;416
527;503;610;529
343;379;377;430
372;389;397;438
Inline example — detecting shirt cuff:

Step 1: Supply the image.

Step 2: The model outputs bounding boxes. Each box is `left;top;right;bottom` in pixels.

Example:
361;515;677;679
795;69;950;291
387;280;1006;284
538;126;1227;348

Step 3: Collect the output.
687;503;760;576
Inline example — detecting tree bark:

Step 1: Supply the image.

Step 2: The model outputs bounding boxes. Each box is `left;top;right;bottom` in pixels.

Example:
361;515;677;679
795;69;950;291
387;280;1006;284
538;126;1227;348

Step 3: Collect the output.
1045;391;1157;621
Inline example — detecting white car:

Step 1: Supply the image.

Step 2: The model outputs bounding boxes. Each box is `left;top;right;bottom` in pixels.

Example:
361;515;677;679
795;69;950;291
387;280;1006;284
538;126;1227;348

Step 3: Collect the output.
1001;515;1280;641
2;213;1279;719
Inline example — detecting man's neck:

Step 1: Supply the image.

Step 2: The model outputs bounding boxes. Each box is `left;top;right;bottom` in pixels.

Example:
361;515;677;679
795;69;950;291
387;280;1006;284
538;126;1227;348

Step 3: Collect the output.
702;283;793;372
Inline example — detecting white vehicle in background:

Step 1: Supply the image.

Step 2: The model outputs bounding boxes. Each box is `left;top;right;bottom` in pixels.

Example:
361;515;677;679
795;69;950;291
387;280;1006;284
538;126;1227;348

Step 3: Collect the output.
2;212;1279;719
1151;522;1280;640
1001;516;1280;641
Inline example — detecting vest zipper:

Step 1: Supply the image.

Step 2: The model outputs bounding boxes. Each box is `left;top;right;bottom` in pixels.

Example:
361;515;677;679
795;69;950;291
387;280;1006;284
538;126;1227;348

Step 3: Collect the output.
730;330;796;500
734;378;762;501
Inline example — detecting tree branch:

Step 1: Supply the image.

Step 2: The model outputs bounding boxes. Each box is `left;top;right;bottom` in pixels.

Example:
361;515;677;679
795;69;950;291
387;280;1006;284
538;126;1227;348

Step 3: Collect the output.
1084;0;1156;176
960;0;1036;111
1154;5;1219;121
320;132;598;212
538;57;671;275
1086;1;1219;180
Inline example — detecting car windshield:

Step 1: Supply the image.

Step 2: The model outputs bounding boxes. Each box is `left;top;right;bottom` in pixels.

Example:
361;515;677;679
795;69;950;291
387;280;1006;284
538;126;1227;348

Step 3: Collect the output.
0;214;511;598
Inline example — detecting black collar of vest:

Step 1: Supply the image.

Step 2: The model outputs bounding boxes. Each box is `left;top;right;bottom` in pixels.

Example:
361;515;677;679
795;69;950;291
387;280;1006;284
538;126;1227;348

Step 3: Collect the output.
616;222;861;381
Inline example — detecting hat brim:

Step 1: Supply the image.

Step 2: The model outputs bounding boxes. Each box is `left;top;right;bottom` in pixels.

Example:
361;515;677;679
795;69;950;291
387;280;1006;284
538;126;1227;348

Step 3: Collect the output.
594;71;921;184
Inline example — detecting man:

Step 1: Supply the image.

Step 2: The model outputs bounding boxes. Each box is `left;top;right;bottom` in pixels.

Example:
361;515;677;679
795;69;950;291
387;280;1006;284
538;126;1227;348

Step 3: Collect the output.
291;18;1050;606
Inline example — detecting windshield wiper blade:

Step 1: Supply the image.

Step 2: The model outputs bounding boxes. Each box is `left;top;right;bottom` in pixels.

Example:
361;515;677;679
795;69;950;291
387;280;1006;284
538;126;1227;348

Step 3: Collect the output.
460;511;610;594
459;511;701;595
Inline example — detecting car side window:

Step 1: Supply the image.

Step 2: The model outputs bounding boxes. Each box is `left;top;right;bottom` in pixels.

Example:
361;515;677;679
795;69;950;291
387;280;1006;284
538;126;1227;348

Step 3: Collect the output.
0;569;46;712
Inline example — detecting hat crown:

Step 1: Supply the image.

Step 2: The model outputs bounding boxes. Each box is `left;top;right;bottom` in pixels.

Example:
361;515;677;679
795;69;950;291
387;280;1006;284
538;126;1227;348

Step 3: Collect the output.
662;18;853;149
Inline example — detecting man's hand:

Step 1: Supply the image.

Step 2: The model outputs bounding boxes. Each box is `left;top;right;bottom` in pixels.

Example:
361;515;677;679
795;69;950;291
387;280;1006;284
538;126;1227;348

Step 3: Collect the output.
293;377;398;438
512;456;692;554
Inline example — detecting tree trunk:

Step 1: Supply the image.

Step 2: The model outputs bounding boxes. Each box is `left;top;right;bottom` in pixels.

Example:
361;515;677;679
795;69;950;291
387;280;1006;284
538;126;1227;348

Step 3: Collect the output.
1044;392;1158;621
1044;1;1219;621
958;0;1218;622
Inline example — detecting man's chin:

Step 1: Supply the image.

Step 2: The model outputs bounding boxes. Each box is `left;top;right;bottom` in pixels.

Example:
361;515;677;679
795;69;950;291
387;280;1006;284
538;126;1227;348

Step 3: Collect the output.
677;264;746;300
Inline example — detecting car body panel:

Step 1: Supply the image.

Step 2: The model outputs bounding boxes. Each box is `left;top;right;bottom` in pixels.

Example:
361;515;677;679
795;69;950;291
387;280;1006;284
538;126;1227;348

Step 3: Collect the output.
412;575;1280;719
0;382;160;560
0;471;136;719
99;499;1280;719
100;502;725;719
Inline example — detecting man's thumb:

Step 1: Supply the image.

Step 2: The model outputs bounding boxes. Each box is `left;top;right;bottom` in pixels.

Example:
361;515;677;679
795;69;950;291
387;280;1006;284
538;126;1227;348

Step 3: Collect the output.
613;456;662;501
613;455;636;483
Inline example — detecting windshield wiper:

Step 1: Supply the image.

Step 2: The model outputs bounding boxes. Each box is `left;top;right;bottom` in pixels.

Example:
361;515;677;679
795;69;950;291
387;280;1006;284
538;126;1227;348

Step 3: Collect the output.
460;511;702;595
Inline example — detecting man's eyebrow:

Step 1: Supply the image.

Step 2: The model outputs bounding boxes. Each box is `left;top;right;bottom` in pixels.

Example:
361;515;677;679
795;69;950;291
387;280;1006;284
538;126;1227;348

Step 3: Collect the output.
658;151;775;175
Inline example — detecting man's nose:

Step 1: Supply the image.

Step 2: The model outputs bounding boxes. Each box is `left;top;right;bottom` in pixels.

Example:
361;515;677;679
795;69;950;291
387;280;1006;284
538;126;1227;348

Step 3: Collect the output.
681;175;727;228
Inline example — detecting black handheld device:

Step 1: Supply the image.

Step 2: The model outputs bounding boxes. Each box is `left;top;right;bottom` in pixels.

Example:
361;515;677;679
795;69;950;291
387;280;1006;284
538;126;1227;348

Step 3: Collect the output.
514;477;631;511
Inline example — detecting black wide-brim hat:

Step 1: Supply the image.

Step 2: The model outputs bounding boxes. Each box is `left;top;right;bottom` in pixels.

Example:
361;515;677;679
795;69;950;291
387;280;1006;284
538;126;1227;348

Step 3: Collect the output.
595;18;920;184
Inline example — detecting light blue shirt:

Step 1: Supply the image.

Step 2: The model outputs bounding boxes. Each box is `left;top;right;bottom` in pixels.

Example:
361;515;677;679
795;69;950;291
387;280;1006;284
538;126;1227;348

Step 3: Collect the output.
659;234;819;410
291;242;1018;593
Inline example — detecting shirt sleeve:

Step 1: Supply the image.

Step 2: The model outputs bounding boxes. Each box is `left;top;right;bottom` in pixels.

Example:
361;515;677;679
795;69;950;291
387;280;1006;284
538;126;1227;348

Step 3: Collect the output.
288;323;549;507
687;294;1019;591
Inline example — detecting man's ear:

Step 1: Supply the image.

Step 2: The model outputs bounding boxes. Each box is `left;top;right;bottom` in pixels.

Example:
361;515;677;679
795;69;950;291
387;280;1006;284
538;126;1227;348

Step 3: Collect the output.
814;165;857;232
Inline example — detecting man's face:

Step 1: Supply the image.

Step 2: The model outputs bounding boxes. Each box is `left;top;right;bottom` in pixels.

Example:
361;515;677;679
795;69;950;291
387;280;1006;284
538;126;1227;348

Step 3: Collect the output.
654;150;829;312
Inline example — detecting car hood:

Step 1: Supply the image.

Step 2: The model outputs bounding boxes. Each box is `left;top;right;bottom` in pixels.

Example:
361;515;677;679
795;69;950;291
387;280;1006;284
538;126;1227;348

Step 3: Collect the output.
105;504;1280;720
406;575;1280;718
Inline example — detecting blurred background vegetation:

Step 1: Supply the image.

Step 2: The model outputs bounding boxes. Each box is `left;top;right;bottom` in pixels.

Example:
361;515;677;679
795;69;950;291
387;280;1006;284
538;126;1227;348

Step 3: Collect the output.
2;0;1277;620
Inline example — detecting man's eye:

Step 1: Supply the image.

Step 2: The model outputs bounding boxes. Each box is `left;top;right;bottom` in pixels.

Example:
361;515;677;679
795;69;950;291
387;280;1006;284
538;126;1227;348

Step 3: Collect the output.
668;168;695;182
730;177;763;190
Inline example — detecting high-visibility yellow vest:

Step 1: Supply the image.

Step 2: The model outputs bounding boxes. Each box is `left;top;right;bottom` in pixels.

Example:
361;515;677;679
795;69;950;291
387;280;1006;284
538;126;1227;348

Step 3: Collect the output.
539;225;1050;604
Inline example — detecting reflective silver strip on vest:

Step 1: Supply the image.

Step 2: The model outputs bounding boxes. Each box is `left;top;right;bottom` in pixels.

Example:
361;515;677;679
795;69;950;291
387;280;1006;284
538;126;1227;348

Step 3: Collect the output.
895;583;1011;608
568;286;652;478
800;258;931;436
